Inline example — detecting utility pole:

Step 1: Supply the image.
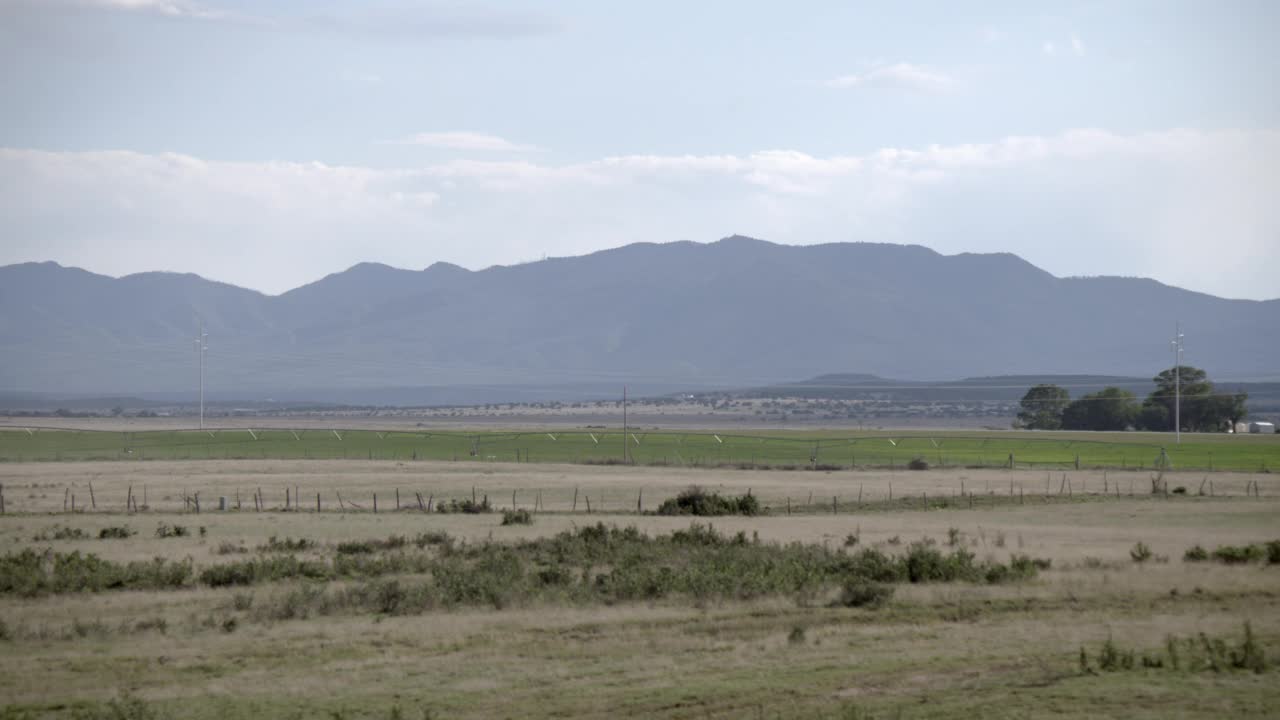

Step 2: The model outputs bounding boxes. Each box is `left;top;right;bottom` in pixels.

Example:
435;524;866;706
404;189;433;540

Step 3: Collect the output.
1171;322;1183;444
195;318;208;431
622;385;628;464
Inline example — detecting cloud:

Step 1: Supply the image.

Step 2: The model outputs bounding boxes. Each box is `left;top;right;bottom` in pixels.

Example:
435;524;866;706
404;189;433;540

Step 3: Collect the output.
0;0;561;37
2;128;1277;299
398;132;541;153
0;0;225;19
1070;33;1085;56
826;63;955;93
1042;41;1056;56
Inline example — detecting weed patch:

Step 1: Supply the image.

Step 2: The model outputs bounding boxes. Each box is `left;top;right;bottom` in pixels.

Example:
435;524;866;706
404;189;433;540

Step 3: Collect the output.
655;486;760;516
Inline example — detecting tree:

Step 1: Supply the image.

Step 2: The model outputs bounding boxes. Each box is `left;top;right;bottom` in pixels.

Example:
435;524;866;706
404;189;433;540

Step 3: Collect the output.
1061;387;1138;431
1016;384;1070;430
1139;366;1247;432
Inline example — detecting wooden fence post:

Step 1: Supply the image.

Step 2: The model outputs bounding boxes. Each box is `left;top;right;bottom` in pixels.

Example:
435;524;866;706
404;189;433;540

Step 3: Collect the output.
572;487;579;512
88;482;96;510
316;493;321;512
373;493;378;514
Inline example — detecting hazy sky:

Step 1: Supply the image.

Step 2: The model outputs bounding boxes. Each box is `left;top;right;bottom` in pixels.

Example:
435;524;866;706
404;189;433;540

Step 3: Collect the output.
2;0;1277;298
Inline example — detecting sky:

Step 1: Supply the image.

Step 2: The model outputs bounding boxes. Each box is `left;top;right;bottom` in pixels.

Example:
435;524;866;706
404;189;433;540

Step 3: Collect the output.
1;0;1277;299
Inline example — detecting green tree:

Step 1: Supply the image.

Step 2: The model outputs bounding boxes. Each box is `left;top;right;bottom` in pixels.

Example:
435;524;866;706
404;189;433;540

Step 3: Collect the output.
1061;387;1138;431
1140;366;1246;432
1016;384;1070;430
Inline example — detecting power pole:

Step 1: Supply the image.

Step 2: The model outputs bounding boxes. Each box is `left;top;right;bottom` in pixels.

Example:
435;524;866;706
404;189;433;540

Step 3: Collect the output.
622;385;628;464
1172;320;1182;443
195;318;208;431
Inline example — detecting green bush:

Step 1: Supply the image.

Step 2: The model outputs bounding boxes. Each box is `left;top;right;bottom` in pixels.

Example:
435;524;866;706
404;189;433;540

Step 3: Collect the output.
258;536;315;553
836;578;894;608
32;526;90;541
0;550;192;596
336;536;407;555
199;555;330;587
98;526;135;540
907;457;929;471
1183;545;1209;562
655;486;760;516
154;524;189;539
1130;542;1153;563
436;497;492;514
1212;544;1266;564
501;509;534;526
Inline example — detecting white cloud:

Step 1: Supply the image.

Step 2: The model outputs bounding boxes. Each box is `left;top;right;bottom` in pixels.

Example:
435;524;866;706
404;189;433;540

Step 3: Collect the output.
1070;33;1085;56
2;128;1277;299
1042;41;1056;56
10;0;225;19
398;132;541;153
826;63;954;93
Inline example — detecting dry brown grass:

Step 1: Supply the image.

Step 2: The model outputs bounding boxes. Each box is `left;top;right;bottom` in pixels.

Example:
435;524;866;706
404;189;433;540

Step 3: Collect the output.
1;460;1278;718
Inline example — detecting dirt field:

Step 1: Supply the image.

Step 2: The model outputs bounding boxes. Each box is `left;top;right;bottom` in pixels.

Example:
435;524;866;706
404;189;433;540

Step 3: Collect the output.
1;460;1278;718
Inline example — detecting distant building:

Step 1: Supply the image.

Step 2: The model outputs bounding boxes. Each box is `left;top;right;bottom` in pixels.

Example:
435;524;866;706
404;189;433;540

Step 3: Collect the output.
1233;421;1250;434
1250;421;1275;434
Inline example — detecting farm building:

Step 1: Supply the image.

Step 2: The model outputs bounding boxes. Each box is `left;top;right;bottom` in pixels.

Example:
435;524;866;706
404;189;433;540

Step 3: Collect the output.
1250;421;1275;433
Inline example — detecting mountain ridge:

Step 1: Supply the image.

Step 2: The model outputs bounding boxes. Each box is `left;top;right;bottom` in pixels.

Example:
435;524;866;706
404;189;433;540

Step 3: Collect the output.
2;237;1276;396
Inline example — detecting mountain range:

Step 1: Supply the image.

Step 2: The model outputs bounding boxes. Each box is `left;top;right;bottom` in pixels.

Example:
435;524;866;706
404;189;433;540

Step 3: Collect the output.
2;236;1276;401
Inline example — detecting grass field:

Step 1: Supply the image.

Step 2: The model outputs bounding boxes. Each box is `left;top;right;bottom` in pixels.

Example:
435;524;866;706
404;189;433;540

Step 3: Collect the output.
2;426;1279;472
0;458;1278;718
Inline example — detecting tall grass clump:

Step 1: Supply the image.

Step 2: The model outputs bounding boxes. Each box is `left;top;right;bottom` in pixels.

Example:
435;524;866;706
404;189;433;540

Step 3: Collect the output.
501;509;534;526
0;550;192;596
655;486;760;516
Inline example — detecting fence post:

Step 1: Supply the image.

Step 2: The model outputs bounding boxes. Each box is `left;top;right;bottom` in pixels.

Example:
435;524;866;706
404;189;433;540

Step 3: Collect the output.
396;488;400;510
573;487;579;512
373;493;378;514
89;482;96;510
832;496;837;515
316;493;321;512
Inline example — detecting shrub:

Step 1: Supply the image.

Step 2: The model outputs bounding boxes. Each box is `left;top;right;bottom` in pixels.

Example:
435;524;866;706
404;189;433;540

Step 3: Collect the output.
98;526;136;540
788;626;807;644
655;486;759;516
1130;542;1153;563
336;536;407;555
836;578;894;608
154;524;189;539
413;531;453;549
436;497;492;514
199;555;331;587
907;457;929;471
33;526;90;541
1183;545;1209;562
215;542;247;555
0;550;192;596
259;536;315;553
1268;540;1280;565
501;509;534;526
1211;544;1265;564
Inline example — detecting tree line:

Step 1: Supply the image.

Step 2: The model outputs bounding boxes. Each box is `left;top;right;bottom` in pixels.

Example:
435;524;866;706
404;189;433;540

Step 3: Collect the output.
1016;367;1248;432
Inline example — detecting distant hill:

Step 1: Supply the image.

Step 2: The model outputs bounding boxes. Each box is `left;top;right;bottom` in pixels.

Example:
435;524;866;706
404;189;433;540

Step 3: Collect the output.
1;236;1276;399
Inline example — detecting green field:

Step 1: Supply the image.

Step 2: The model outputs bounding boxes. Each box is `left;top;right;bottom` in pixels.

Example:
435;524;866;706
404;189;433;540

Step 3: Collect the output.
2;427;1278;471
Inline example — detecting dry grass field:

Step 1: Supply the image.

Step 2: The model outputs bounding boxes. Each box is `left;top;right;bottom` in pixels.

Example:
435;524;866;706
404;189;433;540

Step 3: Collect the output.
0;460;1278;719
